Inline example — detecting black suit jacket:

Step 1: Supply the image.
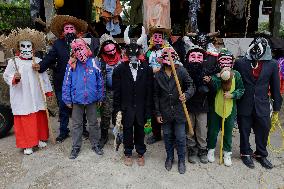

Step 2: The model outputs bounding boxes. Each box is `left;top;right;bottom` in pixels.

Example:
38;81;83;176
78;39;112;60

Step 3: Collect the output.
234;57;283;116
112;62;153;126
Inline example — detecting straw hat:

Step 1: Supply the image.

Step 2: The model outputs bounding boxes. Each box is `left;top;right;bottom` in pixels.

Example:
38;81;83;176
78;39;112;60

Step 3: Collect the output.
149;25;171;36
50;15;88;38
1;28;46;51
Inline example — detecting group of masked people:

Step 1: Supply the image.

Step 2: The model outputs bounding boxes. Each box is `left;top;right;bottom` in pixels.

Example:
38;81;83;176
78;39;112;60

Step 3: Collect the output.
1;15;282;175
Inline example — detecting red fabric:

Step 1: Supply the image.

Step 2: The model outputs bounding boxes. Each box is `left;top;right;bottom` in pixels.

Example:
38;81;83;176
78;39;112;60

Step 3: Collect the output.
45;92;53;97
280;73;284;94
101;52;121;66
12;76;19;85
14;110;49;148
252;61;263;80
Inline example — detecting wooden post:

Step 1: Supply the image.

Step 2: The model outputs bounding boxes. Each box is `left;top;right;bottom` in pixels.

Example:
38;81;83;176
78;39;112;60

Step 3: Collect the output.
270;0;281;37
210;0;217;33
168;51;194;136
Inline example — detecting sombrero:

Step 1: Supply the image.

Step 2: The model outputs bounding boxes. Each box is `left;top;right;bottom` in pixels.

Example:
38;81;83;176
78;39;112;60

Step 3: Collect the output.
1;28;46;51
50;15;88;38
149;25;171;36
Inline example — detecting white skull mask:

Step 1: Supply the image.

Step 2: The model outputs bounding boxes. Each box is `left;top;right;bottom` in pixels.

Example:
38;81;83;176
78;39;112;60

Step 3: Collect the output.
19;40;33;59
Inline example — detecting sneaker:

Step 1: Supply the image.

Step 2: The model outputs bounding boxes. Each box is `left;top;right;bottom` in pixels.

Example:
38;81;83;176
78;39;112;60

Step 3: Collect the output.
69;148;80;159
188;147;199;164
223;151;232;167
92;145;104;155
38;141;47;148
198;149;208;164
207;149;215;163
146;135;161;145
178;160;186;174
24;148;33;155
124;156;133;166
56;134;69;143
137;155;145;166
165;158;173;171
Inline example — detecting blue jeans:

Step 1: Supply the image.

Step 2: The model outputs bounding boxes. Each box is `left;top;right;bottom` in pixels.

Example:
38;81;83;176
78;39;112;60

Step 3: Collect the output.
55;90;70;136
162;120;186;161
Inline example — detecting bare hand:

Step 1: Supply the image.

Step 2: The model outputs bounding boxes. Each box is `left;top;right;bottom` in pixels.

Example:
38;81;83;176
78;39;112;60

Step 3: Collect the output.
179;93;186;103
66;104;72;108
32;63;40;71
69;56;76;64
156;116;163;124
97;102;102;107
203;76;211;83
14;72;21;80
224;91;233;99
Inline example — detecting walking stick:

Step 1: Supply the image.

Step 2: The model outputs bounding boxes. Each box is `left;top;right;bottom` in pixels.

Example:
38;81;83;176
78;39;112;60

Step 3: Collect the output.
219;95;226;164
167;51;194;136
32;57;56;144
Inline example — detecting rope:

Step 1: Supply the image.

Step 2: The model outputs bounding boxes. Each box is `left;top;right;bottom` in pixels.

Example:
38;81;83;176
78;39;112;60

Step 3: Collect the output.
244;0;252;37
268;112;284;153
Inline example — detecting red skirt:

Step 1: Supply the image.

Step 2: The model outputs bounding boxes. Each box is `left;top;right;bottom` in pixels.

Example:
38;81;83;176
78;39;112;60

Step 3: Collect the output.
14;110;49;148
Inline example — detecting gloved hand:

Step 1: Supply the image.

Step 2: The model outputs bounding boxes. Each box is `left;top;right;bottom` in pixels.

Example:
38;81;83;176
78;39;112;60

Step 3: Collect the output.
144;118;152;135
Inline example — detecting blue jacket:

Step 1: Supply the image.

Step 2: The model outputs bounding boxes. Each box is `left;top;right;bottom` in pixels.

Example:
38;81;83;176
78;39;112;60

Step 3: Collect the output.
62;58;104;105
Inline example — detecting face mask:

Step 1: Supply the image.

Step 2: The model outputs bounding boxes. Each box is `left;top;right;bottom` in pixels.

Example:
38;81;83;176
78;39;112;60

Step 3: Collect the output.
247;37;267;60
19;40;33;59
218;56;233;68
152;33;163;46
103;43;117;55
64;24;76;35
188;52;204;63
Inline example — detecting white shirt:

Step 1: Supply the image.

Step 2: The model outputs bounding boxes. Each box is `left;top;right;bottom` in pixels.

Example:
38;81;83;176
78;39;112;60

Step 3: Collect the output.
3;57;52;115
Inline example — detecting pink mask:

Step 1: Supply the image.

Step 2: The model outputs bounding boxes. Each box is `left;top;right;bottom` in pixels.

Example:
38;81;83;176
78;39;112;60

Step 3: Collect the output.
63;24;76;35
161;48;178;65
152;33;163;45
188;52;204;63
103;43;117;55
218;56;233;68
71;39;92;63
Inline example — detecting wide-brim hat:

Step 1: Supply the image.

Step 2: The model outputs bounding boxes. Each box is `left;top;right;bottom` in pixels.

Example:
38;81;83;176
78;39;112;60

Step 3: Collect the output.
149;25;171;36
50;15;88;38
1;28;46;51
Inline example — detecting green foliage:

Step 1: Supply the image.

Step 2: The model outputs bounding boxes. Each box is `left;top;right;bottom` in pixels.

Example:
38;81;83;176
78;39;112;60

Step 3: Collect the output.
0;2;31;32
258;21;284;38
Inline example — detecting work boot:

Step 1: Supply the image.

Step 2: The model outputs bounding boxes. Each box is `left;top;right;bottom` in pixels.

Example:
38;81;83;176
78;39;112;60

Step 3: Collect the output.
165;158;174;171
178;160;186;174
187;147;199;164
99;128;109;148
124;156;133;166
24;148;33;155
69;148;80;159
92;145;104;155
198;149;208;164
223;151;232;167
207;149;215;163
146;135;161;145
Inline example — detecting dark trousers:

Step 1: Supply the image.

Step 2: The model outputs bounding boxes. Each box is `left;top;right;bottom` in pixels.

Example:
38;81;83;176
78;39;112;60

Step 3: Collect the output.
152;115;162;139
55;90;70;136
238;110;271;157
123;116;146;156
162;120;186;161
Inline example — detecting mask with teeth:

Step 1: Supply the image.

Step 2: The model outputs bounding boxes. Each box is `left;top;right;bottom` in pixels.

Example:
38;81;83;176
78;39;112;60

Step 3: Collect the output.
19;40;33;59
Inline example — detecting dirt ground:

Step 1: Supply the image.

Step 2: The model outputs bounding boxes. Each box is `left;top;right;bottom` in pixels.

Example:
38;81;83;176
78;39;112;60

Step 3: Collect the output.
0;106;284;189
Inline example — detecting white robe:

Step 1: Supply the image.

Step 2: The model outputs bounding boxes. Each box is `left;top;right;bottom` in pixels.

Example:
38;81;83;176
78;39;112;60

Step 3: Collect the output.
3;57;53;115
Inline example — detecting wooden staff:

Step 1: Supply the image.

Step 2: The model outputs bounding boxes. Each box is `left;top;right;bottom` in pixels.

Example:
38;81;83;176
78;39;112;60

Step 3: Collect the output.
32;57;56;144
219;96;226;164
167;51;194;136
